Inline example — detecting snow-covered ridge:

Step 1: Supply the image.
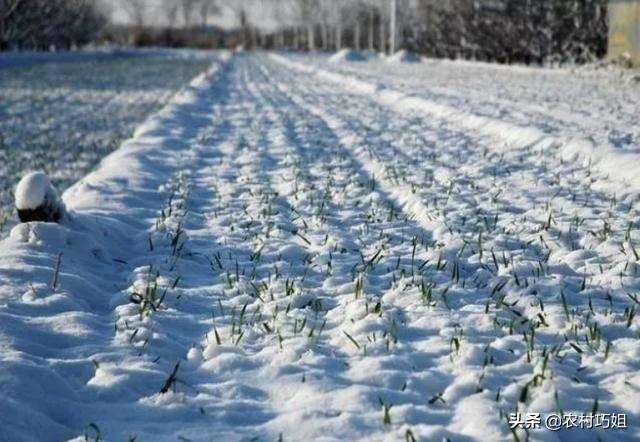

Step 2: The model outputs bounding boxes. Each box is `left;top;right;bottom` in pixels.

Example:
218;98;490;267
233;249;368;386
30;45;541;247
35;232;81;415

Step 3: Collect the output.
270;53;640;195
63;52;230;213
328;49;368;63
0;50;216;236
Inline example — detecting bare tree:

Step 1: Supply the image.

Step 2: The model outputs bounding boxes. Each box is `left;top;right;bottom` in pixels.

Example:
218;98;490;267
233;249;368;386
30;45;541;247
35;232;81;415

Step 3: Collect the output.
181;0;197;28
96;0;609;62
378;2;387;53
305;0;318;51
199;0;218;27
352;1;363;50
1;0;105;50
389;0;397;53
0;0;25;49
122;0;146;29
334;2;346;50
364;1;378;50
163;0;179;29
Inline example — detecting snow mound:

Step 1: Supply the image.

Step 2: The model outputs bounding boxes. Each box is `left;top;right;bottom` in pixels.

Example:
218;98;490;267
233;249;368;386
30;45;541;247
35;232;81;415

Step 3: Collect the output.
14;171;65;222
15;172;50;210
329;49;367;63
386;50;422;64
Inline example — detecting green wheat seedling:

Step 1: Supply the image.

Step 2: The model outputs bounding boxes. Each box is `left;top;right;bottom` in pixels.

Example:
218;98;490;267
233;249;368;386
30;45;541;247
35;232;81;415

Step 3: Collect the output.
378;397;393;426
129;266;167;317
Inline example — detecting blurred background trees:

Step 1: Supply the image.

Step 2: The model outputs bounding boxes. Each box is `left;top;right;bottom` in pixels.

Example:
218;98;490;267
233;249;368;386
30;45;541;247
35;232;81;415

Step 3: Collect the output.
404;0;608;64
0;0;610;65
0;0;107;50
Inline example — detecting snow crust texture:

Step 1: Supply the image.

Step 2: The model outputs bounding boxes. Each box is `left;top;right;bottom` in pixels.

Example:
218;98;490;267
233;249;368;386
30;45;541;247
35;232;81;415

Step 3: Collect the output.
0;52;639;441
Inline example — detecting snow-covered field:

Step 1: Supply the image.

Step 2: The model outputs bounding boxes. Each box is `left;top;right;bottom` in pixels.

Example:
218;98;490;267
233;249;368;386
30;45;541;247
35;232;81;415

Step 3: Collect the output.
0;51;639;441
0;50;214;233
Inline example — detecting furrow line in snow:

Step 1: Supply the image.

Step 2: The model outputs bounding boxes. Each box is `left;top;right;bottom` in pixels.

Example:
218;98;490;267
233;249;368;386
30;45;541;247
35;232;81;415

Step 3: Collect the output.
251;56;499;439
195;60;434;436
267;64;443;242
245;60;438;435
262;54;640;440
160;60;350;437
270;53;640;195
269;53;640;303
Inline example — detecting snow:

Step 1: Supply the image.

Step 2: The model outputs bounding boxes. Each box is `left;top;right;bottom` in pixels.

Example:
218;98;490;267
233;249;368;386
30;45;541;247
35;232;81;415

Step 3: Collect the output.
273;53;640;194
329;49;368;63
0;49;215;235
386;50;422;64
14;172;53;210
14;171;65;222
1;51;639;441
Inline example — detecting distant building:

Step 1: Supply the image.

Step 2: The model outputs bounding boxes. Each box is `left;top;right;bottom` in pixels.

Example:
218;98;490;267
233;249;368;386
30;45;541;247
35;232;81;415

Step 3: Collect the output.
609;0;640;65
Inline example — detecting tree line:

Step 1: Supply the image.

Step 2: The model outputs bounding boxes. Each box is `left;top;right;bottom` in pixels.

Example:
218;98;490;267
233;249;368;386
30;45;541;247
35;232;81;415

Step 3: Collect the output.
1;0;609;65
1;0;106;50
404;0;608;64
259;0;608;64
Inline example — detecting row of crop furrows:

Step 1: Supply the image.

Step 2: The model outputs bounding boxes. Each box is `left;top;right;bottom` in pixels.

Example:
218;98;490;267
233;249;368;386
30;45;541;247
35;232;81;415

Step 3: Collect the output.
237;61;481;435
193;90;332;367
261;58;639;438
164;66;432;435
261;70;491;436
77;164;195;440
111;166;192;371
